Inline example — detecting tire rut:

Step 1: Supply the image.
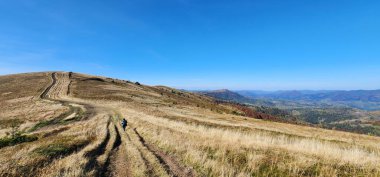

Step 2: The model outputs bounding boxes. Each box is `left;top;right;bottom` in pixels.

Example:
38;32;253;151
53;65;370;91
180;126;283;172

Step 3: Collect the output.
83;119;112;175
105;123;130;177
39;72;149;176
99;122;121;176
35;72;128;176
125;128;156;176
113;122;147;177
40;72;57;99
132;128;196;177
44;72;97;121
33;72;92;132
67;71;73;95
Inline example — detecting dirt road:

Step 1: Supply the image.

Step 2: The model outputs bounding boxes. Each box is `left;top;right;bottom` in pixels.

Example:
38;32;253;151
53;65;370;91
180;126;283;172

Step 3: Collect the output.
39;72;194;177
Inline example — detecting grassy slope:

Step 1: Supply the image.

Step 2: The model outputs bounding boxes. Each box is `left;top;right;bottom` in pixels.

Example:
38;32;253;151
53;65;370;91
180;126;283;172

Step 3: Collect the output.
0;72;380;176
0;72;68;134
0;72;109;176
71;73;380;176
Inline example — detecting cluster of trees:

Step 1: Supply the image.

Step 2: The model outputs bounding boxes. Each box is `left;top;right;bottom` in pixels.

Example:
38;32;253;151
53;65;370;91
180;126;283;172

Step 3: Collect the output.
252;106;295;121
323;123;380;136
294;108;356;124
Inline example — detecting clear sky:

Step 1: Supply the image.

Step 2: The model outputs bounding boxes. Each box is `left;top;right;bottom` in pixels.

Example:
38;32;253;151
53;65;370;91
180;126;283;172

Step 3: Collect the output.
1;0;379;90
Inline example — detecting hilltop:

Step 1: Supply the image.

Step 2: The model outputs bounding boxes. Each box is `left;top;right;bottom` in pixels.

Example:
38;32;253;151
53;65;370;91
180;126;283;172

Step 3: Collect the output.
1;72;380;176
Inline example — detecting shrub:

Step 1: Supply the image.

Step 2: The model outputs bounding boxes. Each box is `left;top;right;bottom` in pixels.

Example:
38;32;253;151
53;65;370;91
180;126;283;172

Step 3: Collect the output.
0;133;38;148
0;119;38;148
231;110;240;115
34;139;89;157
34;143;72;157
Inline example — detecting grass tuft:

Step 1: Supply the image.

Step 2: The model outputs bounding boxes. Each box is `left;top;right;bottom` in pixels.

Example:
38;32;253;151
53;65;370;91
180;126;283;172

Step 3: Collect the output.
33;138;89;157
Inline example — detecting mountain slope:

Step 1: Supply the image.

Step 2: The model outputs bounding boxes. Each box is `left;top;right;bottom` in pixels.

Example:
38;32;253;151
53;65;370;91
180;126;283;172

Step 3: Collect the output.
199;89;274;106
200;89;251;102
237;90;380;110
1;72;380;176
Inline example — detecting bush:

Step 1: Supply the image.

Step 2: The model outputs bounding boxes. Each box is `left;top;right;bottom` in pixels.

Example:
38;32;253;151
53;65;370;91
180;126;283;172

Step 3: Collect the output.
29;120;53;132
231;110;243;116
34;143;72;157
0;134;38;148
0;119;38;148
33;139;89;157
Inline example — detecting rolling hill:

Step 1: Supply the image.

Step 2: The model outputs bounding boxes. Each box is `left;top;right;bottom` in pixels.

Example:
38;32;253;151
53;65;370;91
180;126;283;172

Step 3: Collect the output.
1;72;380;176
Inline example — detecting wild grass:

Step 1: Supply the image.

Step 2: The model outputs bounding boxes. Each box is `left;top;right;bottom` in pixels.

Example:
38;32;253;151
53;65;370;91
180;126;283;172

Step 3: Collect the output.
72;71;380;176
0;72;112;176
33;137;89;157
116;107;380;177
2;72;380;176
0;119;38;148
28;104;84;132
112;115;148;177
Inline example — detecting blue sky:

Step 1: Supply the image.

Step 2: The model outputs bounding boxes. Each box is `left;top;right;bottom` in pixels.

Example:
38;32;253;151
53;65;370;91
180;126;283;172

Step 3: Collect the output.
0;0;379;90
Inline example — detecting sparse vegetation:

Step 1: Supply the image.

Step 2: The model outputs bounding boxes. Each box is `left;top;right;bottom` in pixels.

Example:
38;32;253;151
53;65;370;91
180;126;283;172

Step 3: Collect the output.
28;104;84;132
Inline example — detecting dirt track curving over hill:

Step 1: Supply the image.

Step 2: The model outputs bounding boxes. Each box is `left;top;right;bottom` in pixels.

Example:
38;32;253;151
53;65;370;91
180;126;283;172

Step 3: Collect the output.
37;72;194;176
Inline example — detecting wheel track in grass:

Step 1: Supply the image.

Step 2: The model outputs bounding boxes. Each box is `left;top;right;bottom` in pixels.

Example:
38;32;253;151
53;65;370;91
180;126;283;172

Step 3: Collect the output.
40;72;194;176
105;120;133;177
38;72;119;175
132;127;196;177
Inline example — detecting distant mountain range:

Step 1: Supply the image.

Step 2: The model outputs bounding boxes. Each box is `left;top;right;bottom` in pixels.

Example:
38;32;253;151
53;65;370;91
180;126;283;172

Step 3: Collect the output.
197;89;380;136
198;89;380;111
236;90;380;110
236;90;380;102
198;89;274;106
199;89;252;102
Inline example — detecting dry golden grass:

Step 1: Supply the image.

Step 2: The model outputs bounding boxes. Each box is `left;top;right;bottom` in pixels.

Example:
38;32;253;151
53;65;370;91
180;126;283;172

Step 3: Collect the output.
1;72;120;176
114;107;380;176
1;71;380;177
0;72;68;135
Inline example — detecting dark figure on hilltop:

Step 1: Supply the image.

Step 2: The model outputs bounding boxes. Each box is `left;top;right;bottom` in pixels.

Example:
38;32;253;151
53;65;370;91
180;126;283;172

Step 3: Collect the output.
121;118;127;131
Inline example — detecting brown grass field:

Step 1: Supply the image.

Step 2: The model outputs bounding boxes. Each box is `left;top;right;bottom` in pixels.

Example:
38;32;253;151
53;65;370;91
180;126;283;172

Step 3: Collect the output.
1;72;380;177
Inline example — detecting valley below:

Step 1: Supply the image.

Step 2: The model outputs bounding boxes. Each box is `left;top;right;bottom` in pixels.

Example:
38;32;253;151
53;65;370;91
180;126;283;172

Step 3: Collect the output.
200;89;380;137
